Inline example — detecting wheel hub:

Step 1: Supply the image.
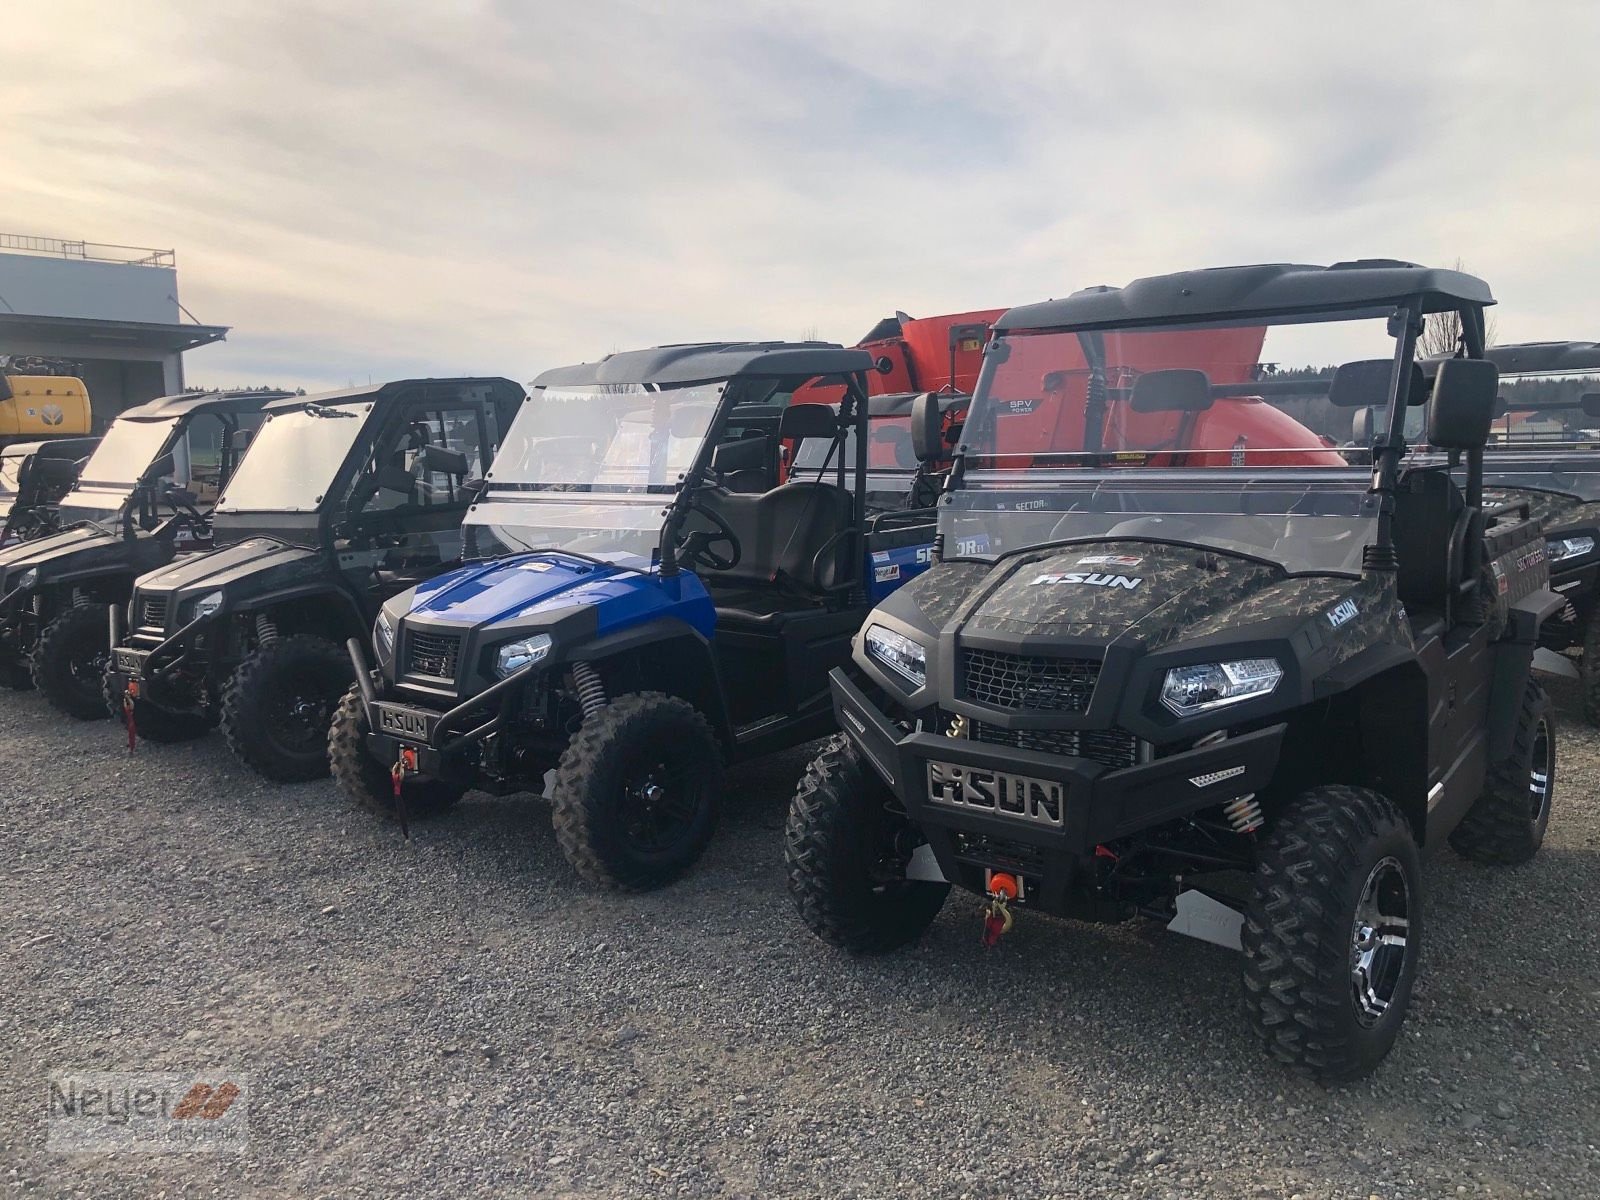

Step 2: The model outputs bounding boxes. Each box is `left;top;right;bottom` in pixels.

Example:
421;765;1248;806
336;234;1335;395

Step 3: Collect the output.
1350;855;1410;1027
1529;717;1552;824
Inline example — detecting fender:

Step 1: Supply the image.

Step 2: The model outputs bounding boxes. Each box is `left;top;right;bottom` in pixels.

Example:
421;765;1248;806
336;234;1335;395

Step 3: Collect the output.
566;617;733;745
240;581;369;635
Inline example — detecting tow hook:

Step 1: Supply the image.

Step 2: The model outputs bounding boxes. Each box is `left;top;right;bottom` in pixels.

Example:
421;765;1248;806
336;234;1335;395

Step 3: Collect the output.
981;872;1020;948
122;688;137;754
390;746;418;840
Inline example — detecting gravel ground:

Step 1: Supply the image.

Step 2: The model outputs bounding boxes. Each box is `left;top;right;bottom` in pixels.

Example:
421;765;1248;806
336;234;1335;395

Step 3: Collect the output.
3;678;1598;1199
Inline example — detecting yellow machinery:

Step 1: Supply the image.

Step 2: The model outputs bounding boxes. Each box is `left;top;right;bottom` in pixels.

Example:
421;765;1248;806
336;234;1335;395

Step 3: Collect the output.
0;374;94;444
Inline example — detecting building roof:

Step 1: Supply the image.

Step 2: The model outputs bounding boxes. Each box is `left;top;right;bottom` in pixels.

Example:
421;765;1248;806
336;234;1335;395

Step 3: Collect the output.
0;311;229;354
532;342;876;389
996;260;1496;333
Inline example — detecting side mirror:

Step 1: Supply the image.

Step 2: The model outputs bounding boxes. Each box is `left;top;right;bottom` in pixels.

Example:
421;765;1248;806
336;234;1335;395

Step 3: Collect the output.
1427;358;1499;450
1351;406;1375;445
910;392;941;463
418;443;470;478
1130;368;1212;413
376;464;415;495
710;434;769;476
669;407;711;439
139;451;177;486
1582;393;1600;421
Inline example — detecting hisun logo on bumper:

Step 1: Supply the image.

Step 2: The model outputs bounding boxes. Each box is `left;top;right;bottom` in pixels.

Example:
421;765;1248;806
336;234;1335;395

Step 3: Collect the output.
1029;571;1142;590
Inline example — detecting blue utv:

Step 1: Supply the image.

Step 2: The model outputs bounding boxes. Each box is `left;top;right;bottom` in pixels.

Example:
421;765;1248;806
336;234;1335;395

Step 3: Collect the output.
331;341;957;890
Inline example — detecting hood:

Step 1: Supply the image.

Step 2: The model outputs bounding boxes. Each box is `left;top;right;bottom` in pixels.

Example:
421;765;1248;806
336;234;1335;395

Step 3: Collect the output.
137;537;321;598
405;552;716;639
901;540;1408;657
0;523;119;588
1482;485;1600;533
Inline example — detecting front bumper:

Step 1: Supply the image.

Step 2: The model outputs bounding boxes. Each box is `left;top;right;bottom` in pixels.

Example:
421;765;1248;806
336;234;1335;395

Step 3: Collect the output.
348;638;542;784
830;669;1285;915
105;612;213;711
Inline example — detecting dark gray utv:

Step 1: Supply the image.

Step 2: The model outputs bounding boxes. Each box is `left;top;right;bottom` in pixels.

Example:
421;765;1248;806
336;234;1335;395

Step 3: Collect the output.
785;260;1561;1083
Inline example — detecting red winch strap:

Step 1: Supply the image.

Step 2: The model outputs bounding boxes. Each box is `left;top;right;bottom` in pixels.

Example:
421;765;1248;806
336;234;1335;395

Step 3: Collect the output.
390;761;411;840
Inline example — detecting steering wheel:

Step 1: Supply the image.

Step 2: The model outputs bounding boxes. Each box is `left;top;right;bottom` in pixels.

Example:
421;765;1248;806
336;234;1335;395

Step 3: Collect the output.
676;492;742;572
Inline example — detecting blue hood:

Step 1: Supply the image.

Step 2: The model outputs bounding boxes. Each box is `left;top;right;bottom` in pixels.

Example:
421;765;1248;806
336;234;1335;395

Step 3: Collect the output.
407;552;717;639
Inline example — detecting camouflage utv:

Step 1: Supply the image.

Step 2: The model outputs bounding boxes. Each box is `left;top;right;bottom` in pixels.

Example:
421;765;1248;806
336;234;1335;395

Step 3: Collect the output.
785;261;1562;1082
1447;342;1600;722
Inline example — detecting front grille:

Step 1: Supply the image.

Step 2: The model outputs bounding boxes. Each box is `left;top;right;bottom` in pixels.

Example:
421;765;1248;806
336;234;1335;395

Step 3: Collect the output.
138;595;169;630
963;649;1099;712
406;630;462;681
971;721;1141;771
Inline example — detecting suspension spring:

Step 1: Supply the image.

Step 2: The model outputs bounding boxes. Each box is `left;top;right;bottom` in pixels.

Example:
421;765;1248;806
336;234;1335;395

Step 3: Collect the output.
255;613;280;648
1223;794;1263;834
571;661;606;717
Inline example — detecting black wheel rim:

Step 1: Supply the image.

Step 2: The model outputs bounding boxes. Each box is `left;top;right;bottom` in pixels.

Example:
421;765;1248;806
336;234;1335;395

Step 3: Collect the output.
1350;856;1411;1027
1529;716;1553;825
265;671;341;755
619;756;702;857
67;626;108;697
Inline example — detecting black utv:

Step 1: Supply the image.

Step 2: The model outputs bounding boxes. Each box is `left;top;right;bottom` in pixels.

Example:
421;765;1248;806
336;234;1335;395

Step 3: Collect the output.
0;437;100;546
785;261;1562;1082
103;378;522;779
333;343;954;890
0;391;275;706
1450;342;1600;721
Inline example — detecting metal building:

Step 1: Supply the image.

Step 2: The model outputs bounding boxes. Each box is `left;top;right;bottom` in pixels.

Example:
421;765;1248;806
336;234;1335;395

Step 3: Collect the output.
0;234;229;427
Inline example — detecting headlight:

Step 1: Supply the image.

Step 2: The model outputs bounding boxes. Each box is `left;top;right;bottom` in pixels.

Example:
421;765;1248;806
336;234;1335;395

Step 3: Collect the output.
1548;534;1595;563
1161;658;1283;716
375;609;395;655
15;568;37;591
864;624;926;688
494;633;552;678
189;590;224;621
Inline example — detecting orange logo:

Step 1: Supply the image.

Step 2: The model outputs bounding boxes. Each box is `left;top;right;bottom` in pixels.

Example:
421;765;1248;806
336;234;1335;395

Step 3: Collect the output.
171;1082;242;1120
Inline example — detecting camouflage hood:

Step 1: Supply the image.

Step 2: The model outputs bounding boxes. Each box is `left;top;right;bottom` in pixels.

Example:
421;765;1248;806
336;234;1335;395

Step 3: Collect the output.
896;540;1409;659
1482;485;1600;534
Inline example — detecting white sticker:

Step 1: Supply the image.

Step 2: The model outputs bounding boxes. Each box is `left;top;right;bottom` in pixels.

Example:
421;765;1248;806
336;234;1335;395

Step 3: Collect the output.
1076;554;1143;568
1030;572;1142;590
875;564;901;583
1326;598;1359;628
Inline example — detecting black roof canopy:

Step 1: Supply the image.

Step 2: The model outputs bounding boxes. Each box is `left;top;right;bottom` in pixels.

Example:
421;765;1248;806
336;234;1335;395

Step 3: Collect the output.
119;389;293;422
1484;341;1600;375
262;376;524;414
531;342;876;389
996;260;1496;333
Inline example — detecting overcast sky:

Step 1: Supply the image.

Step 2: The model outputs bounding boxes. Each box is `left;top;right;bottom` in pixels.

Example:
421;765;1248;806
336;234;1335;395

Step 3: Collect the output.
6;1;1598;392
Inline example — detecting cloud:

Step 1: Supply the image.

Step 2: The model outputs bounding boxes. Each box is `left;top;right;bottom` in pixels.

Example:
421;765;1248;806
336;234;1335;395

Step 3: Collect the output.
3;0;1598;391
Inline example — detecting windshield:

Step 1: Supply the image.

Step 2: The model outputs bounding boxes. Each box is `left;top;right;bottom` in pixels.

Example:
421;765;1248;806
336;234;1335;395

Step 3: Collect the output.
491;383;725;494
792;410;924;475
216;402;371;513
1487;368;1600;448
949;314;1402;576
74;417;179;487
57;417;180;526
465;497;663;565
